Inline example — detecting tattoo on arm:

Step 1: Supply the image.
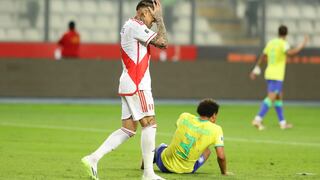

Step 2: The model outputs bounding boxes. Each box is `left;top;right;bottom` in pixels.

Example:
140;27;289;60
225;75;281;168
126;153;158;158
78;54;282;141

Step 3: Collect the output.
150;18;168;49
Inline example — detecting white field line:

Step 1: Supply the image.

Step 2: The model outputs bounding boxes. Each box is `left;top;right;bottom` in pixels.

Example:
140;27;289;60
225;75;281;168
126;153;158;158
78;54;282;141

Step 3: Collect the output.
1;122;320;148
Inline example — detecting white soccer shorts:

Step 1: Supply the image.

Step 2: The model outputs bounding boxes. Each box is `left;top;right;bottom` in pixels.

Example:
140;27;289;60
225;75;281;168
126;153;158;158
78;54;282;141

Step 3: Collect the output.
121;90;155;121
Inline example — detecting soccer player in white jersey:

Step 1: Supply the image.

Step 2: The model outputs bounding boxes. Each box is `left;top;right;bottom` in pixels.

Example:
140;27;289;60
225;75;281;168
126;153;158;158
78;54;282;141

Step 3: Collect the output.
81;0;168;180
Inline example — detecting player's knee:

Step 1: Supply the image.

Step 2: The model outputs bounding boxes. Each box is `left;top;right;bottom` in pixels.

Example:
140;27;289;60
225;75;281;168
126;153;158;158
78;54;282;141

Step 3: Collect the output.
263;97;273;107
267;93;277;101
140;116;157;128
274;100;283;107
122;117;138;134
120;127;136;137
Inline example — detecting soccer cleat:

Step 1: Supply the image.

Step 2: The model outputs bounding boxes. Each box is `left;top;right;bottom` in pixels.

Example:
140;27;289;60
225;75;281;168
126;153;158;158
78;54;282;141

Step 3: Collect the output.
81;156;99;180
252;120;265;131
280;123;293;130
142;173;165;180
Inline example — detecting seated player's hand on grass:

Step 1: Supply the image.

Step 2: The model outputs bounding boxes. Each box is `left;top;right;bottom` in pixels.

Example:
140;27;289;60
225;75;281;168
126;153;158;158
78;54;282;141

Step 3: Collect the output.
223;171;234;176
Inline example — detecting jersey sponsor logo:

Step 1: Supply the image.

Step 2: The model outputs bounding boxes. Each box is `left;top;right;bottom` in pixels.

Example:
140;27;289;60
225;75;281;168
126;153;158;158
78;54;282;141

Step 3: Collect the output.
145;29;149;34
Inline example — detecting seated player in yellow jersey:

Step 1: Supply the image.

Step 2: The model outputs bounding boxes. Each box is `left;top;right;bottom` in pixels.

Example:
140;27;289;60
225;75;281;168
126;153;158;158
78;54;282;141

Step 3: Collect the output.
250;25;309;130
142;99;229;175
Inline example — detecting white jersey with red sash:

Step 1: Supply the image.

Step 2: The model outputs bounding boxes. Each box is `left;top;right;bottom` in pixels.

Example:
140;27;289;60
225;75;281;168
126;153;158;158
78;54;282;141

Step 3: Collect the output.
119;18;157;96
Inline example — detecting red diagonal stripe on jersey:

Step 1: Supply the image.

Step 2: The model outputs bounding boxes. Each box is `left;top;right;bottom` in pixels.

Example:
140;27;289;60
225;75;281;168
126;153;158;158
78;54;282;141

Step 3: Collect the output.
120;44;150;88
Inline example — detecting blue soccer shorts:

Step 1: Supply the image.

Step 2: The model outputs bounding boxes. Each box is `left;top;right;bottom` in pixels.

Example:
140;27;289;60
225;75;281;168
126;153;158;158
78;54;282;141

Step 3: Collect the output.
266;80;283;94
155;143;206;173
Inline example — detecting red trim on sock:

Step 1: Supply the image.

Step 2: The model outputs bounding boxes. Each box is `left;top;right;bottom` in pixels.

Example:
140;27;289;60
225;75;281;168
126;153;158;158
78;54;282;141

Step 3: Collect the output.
121;128;136;137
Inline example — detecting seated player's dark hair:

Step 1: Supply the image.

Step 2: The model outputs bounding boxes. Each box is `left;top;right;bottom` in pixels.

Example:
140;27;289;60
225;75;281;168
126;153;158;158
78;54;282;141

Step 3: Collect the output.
136;0;155;11
278;25;288;36
197;99;219;118
69;21;75;30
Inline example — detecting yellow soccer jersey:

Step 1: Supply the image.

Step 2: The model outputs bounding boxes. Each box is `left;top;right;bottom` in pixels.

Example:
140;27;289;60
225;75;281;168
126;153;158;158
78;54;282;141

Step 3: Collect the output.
263;38;290;81
161;112;224;173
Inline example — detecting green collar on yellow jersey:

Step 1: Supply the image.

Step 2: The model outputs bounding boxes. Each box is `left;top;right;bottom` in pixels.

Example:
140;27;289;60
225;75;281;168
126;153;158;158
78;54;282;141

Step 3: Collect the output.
197;117;209;123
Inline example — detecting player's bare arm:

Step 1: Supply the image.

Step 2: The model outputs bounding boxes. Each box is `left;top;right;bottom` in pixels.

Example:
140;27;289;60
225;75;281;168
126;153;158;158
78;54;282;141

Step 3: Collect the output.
255;54;267;67
286;35;309;56
151;17;168;49
250;54;267;80
149;0;168;49
215;146;227;175
202;148;212;161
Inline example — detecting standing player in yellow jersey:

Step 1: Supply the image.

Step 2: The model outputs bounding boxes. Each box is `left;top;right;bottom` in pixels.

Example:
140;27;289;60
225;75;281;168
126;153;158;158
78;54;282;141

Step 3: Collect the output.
250;25;309;130
142;99;229;175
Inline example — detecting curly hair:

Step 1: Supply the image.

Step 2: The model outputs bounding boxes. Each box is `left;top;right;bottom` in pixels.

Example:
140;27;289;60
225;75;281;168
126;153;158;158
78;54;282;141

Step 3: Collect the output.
197;99;219;118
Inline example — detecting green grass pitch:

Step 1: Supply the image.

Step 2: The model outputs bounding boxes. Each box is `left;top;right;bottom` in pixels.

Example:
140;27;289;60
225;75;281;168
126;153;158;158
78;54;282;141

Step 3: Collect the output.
0;103;319;180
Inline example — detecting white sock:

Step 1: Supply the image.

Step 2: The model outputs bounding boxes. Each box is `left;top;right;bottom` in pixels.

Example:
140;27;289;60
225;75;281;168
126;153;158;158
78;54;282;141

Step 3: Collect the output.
254;115;263;122
88;128;133;165
279;120;287;126
141;124;157;176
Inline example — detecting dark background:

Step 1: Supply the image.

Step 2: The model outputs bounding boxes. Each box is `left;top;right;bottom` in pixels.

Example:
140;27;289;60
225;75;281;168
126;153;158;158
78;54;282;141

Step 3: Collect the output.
1;59;319;100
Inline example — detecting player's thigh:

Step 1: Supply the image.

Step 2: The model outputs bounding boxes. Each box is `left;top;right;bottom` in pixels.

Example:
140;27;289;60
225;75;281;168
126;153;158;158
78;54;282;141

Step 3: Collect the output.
276;92;283;100
155;144;171;173
122;90;155;122
267;92;277;101
267;80;283;99
121;96;132;120
121;97;138;132
137;90;155;117
122;117;138;132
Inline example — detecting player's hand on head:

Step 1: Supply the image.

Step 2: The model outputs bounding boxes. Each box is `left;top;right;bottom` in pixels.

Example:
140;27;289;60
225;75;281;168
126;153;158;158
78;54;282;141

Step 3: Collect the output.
148;0;163;21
